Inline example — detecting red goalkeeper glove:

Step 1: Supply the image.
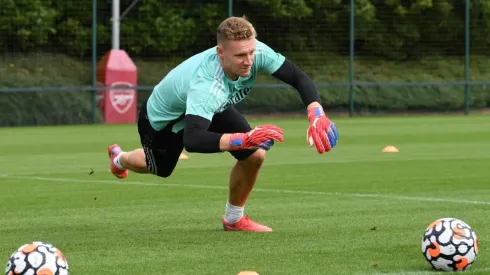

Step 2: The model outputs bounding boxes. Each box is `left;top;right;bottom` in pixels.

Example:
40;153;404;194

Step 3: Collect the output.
307;106;339;154
229;124;284;151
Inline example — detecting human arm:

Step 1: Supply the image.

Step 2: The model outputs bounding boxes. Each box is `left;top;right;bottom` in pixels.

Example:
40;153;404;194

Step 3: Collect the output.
182;114;226;153
182;64;283;153
182;114;283;153
272;60;338;153
271;59;338;153
256;42;339;153
182;76;281;153
271;58;321;108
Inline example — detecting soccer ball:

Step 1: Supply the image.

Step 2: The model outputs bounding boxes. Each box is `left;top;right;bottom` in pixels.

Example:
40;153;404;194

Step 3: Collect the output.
5;241;69;275
421;218;478;272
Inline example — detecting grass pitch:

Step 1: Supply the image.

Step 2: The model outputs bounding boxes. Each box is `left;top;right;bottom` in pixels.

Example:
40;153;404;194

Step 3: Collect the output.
1;114;489;275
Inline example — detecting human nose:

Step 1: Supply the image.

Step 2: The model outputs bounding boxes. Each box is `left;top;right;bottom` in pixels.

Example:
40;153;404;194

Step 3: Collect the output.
244;54;253;65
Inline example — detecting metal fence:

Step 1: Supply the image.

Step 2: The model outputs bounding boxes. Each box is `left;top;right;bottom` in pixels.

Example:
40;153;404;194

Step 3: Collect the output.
1;0;489;126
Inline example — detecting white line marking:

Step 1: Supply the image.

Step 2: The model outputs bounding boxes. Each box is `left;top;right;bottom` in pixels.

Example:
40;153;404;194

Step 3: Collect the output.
3;175;490;206
2;175;325;195
347;193;490;205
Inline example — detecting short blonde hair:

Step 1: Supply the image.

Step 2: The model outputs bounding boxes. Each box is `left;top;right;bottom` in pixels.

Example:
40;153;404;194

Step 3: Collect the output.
217;16;257;43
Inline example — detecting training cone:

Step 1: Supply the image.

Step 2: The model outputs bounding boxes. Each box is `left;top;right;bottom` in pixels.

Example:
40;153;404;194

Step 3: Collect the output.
382;145;399;153
179;153;189;160
236;272;259;275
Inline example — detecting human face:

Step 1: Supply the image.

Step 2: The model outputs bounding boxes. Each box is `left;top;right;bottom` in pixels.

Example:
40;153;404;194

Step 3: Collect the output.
217;38;255;80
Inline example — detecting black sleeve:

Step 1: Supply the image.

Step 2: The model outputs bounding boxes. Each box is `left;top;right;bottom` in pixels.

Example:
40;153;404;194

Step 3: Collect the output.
271;59;321;106
183;114;223;153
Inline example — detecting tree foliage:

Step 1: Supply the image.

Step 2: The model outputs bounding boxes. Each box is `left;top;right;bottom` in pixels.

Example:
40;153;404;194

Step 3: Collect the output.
1;0;490;60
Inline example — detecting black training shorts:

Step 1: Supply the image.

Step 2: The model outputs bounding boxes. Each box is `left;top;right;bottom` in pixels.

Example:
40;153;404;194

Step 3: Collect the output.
137;100;256;178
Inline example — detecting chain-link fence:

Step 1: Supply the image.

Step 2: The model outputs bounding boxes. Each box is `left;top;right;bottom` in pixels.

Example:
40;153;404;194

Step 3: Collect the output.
1;0;489;126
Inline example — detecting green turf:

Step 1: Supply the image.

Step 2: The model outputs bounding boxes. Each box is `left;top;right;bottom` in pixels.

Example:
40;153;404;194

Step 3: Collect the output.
1;114;489;275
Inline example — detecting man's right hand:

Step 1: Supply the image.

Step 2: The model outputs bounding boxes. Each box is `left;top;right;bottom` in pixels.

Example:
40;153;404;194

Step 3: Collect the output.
229;124;284;151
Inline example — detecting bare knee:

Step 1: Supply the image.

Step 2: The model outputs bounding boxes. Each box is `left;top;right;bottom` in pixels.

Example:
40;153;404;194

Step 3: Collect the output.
243;149;266;166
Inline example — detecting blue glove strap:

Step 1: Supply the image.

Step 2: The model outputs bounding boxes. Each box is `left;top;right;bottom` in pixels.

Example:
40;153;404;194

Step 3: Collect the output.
258;139;274;151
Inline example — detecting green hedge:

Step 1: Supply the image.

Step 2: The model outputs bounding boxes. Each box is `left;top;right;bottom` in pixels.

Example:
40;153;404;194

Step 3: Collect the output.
3;81;488;127
1;54;489;126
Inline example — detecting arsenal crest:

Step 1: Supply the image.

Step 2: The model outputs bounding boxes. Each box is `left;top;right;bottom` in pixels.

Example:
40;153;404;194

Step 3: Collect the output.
109;81;135;114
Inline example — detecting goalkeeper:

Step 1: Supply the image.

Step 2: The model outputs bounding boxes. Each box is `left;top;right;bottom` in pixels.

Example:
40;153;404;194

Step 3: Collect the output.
107;16;339;232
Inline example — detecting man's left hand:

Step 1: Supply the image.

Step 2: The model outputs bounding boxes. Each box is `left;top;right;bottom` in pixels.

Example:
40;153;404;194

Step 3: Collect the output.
306;106;339;154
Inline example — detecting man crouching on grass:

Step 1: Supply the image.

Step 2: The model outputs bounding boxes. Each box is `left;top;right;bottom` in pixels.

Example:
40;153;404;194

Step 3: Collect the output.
106;16;339;232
